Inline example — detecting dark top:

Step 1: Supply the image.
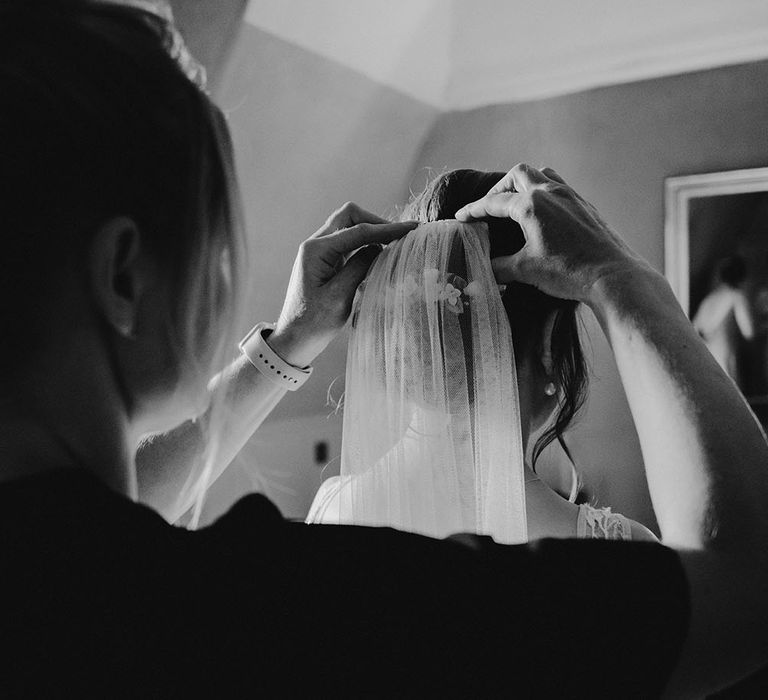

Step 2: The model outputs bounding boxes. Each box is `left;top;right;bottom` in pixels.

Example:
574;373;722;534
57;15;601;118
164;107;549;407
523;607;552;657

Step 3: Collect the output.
0;470;688;699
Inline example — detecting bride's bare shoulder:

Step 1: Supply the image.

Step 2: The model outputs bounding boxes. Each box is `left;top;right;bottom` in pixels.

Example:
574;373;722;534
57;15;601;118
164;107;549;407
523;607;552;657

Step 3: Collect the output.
306;476;343;523
627;518;658;542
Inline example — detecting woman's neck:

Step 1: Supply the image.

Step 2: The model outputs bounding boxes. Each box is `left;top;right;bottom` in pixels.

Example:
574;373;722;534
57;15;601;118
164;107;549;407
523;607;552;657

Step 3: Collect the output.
0;330;136;497
0;411;80;481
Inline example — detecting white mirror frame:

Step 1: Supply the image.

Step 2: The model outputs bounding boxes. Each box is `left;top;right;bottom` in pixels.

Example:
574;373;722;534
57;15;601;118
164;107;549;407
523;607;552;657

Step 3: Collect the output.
664;166;768;315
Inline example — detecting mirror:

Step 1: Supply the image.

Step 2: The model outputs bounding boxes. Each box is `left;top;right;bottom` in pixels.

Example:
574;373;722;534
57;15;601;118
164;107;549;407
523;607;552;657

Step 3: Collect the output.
665;167;768;419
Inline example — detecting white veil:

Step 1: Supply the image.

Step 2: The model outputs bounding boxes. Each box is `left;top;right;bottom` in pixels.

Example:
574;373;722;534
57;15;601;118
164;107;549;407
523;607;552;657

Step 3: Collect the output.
307;220;527;544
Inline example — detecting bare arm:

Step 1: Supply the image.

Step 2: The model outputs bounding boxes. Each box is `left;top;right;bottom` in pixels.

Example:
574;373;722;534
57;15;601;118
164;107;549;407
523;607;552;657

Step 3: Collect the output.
136;203;417;521
136;355;288;522
733;290;755;339
590;269;768;696
457;163;768;697
691;288;730;337
590;269;768;548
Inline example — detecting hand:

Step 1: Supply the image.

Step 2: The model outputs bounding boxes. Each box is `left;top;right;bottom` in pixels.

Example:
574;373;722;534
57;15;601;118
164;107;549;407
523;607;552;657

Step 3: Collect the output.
268;203;418;367
455;163;648;303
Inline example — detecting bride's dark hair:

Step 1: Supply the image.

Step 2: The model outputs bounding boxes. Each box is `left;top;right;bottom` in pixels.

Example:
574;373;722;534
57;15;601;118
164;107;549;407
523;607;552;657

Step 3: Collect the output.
402;169;588;467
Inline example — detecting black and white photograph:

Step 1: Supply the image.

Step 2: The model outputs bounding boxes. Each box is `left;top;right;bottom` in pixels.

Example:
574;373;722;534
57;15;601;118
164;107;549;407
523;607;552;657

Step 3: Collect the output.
2;0;768;697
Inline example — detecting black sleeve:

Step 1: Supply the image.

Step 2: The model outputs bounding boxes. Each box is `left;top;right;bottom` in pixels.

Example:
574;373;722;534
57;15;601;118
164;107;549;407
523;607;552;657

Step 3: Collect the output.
172;494;689;699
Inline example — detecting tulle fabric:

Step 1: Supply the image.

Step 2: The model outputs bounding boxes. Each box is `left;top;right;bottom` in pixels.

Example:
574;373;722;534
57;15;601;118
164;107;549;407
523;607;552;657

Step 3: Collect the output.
307;221;527;544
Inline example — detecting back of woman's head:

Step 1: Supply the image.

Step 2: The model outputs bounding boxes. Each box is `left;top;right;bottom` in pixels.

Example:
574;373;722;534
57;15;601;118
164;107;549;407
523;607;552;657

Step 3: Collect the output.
402;169;588;466
0;0;245;375
716;255;747;289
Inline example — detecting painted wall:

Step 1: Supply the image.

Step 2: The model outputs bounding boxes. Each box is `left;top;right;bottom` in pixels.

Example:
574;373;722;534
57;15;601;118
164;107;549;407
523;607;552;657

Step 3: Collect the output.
412;58;768;530
170;0;248;91
199;25;438;520
200;411;343;525
217;25;437;420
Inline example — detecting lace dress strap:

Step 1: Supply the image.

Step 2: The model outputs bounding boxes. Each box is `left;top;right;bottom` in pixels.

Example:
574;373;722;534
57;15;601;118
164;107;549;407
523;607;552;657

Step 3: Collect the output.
576;504;633;541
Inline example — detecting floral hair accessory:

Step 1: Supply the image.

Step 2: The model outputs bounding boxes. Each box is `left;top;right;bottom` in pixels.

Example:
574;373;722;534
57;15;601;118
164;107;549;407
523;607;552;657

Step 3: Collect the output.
439;281;465;314
397;270;506;315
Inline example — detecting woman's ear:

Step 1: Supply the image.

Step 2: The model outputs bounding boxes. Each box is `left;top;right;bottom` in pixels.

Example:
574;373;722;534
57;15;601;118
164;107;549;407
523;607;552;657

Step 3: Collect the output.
88;216;147;339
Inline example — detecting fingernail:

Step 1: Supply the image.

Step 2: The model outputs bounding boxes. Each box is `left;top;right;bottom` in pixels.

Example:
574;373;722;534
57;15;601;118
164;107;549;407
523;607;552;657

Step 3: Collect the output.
455;208;467;220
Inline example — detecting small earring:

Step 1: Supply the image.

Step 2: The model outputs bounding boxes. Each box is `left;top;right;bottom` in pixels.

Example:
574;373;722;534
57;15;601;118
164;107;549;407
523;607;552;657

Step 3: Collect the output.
544;382;557;396
117;321;136;340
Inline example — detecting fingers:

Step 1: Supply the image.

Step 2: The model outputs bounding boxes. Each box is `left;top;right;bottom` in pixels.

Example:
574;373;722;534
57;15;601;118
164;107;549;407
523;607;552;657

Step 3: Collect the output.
456;163;562;221
455;192;520;222
322;220;418;256
315;202;390;238
331;245;381;300
486;170;518;195
491;254;532;286
488;163;551;195
541;166;567;185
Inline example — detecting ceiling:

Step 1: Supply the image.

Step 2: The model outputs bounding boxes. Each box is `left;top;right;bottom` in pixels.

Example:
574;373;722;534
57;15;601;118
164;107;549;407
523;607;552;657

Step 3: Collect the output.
245;0;768;110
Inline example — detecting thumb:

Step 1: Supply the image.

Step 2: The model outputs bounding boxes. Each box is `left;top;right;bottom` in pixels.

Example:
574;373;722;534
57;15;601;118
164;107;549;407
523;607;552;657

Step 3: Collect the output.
491;252;533;285
331;244;381;300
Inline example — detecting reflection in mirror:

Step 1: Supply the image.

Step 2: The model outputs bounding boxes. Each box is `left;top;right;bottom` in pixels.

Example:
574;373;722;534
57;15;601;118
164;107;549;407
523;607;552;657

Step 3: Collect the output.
665;167;768;421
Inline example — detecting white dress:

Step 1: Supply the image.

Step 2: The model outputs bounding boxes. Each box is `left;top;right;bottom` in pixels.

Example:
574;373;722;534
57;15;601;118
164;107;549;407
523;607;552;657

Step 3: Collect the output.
308;478;636;541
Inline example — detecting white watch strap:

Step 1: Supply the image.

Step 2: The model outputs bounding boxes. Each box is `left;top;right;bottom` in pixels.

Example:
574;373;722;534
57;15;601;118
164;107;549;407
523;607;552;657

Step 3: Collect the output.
238;322;313;391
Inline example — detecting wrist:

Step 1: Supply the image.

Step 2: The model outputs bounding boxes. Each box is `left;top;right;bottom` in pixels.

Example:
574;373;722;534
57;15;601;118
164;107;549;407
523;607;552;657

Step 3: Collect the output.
238;322;314;391
586;261;682;332
585;260;665;311
267;323;330;368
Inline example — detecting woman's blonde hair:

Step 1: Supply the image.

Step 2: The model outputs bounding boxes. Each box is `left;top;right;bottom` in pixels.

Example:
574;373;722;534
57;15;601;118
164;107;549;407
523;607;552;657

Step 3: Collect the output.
0;0;249;523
